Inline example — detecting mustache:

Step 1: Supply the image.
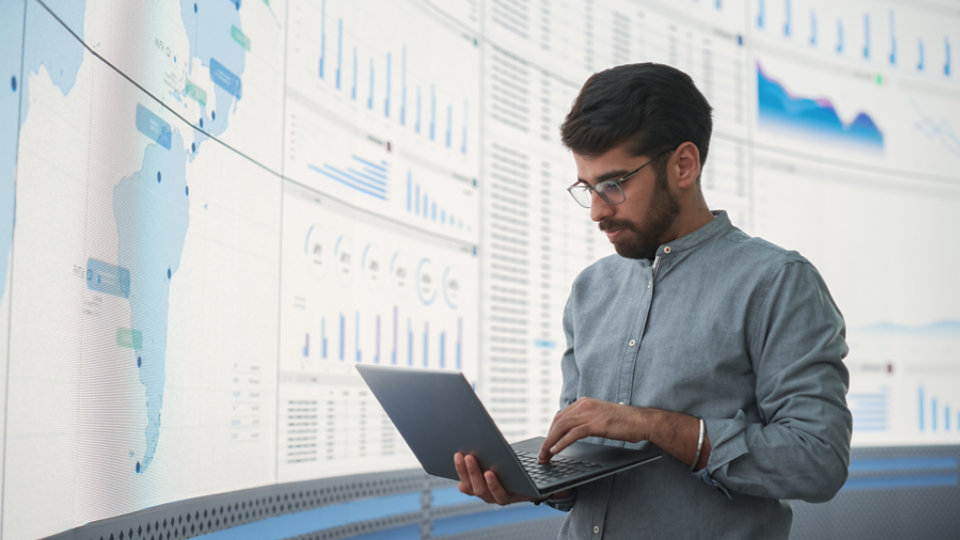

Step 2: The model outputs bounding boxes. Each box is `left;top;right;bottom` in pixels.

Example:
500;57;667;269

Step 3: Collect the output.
599;219;635;232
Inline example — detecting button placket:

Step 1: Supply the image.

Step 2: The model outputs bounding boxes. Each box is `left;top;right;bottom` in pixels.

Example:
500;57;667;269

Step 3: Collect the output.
616;261;653;410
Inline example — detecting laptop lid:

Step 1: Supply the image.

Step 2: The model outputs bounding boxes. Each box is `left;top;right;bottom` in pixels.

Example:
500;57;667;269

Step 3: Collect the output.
355;364;659;499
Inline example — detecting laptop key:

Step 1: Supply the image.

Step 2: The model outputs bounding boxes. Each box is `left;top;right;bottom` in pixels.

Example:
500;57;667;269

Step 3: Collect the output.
515;452;602;481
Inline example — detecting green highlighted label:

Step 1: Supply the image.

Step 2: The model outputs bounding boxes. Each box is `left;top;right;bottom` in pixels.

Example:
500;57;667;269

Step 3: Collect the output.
184;79;207;107
117;327;143;349
231;25;251;51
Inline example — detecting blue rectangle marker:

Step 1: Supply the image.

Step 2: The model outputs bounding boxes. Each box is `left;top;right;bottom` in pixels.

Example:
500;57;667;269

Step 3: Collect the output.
86;258;131;299
431;486;477;507
210;58;242;98
196;492;421;540
841;473;958;492
432;504;562;537
848;457;958;473
135;104;172;150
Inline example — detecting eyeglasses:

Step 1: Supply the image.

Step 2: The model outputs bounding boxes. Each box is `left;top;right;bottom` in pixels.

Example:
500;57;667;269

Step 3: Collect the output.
566;157;657;209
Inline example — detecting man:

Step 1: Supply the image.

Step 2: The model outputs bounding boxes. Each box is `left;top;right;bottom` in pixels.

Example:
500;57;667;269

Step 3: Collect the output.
454;63;851;538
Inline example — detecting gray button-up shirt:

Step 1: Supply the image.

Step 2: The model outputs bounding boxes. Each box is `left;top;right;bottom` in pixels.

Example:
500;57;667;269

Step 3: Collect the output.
552;211;851;539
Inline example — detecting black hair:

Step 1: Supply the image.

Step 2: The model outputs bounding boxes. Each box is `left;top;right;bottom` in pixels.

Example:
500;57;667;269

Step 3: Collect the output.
560;63;713;167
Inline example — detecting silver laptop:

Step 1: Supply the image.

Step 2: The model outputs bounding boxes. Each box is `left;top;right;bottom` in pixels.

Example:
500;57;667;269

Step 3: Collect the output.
355;364;660;500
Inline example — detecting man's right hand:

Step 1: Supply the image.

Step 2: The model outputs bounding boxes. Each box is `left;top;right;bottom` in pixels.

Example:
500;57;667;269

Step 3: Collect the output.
453;452;532;506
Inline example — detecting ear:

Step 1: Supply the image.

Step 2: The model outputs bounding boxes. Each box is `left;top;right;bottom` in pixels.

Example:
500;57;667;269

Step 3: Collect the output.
672;142;701;190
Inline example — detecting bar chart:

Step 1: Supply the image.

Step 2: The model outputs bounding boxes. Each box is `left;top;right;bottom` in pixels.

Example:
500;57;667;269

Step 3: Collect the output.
844;322;960;446
751;0;955;78
297;308;464;371
849;386;889;433
309;0;475;154
918;386;959;434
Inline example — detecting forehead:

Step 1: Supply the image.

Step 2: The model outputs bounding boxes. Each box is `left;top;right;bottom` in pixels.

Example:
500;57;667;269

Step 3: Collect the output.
573;144;641;183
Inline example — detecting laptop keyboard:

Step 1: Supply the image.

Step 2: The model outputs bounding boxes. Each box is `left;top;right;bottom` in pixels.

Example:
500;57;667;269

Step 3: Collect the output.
515;451;602;483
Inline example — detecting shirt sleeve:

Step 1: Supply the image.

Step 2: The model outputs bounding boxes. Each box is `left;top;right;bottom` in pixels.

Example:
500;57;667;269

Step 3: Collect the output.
543;289;584;513
700;260;852;503
558;291;581;410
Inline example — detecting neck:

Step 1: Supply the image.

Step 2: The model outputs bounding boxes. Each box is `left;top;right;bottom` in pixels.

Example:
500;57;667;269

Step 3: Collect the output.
667;196;713;243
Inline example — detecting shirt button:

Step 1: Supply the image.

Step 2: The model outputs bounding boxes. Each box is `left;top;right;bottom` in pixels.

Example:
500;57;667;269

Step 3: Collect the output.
628;339;636;347
593;525;600;534
663;245;672;254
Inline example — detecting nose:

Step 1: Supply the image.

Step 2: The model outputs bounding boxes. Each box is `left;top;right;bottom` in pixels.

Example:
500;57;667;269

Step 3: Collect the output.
589;191;614;222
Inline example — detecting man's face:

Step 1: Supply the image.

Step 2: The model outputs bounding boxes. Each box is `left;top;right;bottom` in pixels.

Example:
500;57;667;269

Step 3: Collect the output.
572;144;680;260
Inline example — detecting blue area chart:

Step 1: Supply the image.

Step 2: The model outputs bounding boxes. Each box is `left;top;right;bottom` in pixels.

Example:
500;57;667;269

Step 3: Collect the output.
757;62;884;150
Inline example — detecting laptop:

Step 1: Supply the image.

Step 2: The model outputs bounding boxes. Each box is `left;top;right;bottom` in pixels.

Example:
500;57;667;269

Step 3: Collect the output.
355;364;661;500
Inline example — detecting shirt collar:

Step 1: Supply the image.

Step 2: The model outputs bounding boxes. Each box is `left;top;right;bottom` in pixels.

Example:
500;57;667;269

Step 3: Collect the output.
654;210;731;257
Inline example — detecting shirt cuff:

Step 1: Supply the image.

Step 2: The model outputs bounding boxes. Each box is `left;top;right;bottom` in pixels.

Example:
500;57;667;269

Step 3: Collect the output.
694;467;733;499
697;410;750;498
544;490;577;512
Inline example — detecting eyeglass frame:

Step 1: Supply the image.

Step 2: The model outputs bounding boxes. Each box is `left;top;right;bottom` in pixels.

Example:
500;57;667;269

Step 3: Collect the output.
566;148;673;209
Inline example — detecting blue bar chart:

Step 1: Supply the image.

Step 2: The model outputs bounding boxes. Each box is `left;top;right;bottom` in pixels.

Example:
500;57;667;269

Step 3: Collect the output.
750;1;954;81
284;0;480;245
843;321;960;446
312;0;473;155
405;171;472;232
850;387;889;432
864;13;871;59
308;155;389;202
304;309;463;371
918;386;959;433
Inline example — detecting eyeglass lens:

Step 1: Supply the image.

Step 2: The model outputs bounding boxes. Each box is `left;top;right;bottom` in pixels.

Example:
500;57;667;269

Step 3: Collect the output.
570;180;624;207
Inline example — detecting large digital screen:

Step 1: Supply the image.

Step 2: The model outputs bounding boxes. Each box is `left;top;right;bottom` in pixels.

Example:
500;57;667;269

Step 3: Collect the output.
1;0;958;537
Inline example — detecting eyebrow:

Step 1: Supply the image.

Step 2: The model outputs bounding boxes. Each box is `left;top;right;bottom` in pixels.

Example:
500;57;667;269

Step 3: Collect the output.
575;168;633;186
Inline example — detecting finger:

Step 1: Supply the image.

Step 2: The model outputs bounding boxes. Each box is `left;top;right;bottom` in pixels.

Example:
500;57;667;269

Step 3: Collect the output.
484;469;531;505
539;430;559;463
542;418;594;462
539;408;581;462
454;453;472;494
484;470;516;506
539;410;570;461
464;454;494;502
548;425;591;456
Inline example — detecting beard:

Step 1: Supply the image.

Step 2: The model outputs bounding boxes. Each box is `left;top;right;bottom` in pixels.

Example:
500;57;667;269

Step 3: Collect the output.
599;172;680;260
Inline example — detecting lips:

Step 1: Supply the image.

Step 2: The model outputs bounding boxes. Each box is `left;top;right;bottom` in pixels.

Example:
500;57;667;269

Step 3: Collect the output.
604;228;622;241
600;221;626;242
